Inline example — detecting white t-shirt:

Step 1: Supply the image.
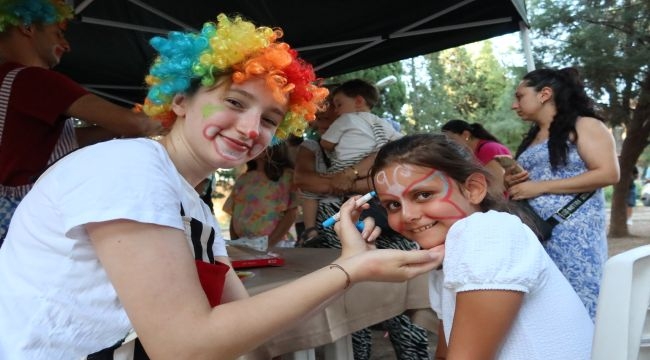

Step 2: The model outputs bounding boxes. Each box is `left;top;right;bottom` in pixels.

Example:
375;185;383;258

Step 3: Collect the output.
429;210;593;359
0;138;227;359
321;112;401;172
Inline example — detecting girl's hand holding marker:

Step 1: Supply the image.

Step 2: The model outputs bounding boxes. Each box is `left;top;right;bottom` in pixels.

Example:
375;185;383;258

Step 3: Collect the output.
322;191;377;227
331;193;382;256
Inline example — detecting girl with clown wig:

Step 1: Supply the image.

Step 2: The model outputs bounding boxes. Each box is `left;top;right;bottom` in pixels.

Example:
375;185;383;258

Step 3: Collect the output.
0;13;443;359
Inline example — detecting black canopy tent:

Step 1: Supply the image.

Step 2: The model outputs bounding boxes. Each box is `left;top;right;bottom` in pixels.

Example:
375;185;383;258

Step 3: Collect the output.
57;0;528;106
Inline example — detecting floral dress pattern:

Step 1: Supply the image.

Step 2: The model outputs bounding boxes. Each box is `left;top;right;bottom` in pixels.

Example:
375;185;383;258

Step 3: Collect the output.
518;140;607;320
224;170;297;241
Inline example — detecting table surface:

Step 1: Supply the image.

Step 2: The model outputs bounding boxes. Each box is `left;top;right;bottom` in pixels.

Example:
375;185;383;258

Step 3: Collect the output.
233;247;437;358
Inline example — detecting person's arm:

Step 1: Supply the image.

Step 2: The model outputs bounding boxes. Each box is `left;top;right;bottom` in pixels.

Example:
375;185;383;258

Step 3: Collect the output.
293;145;334;194
66;93;163;140
74;125;121;146
445;290;523;359
267;207;298;246
330;152;378;194
320;139;336;152
216;255;250;302
86;198;443;359
509;117;620;200
434;321;447;360
229;217;239;240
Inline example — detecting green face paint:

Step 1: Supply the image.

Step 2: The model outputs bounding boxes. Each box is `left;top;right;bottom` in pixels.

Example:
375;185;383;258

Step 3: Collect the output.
202;103;223;119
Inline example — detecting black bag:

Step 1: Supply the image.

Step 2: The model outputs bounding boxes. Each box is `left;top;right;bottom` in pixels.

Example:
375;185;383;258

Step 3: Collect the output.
516;191;596;243
517;200;555;242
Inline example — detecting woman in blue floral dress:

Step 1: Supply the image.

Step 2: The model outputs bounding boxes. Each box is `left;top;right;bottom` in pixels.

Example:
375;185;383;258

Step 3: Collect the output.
506;68;620;320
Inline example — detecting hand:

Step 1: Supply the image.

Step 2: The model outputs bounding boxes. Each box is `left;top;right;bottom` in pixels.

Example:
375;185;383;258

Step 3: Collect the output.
504;169;529;188
334;195;380;259
508;181;543;200
337;247;444;284
330;171;355;194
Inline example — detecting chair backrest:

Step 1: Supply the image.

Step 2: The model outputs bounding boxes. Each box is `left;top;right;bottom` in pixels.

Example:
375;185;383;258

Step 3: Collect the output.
592;245;650;360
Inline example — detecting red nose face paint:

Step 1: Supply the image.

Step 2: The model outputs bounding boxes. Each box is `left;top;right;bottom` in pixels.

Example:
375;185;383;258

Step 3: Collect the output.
248;130;259;139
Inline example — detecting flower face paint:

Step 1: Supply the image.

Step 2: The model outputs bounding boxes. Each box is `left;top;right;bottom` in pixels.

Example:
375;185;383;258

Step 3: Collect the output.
374;163;475;249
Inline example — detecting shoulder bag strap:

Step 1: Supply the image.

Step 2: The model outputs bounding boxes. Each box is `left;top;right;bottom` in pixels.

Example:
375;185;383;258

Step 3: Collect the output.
546;191;596;225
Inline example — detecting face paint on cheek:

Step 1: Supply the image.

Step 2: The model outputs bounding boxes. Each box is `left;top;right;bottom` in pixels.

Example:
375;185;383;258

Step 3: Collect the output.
401;169;468;221
425;173;468;220
204;125;221;139
201;104;224;119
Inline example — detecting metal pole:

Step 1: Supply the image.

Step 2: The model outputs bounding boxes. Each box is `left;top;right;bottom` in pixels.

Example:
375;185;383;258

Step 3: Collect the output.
519;21;535;72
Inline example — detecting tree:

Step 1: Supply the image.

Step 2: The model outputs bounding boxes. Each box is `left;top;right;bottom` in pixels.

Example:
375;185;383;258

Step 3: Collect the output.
530;0;650;237
402;41;528;151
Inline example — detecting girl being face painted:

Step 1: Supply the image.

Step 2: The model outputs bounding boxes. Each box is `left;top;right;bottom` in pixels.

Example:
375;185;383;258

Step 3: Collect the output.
374;163;480;250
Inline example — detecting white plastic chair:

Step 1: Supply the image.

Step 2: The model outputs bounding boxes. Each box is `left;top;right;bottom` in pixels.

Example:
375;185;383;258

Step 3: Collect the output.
592;244;650;360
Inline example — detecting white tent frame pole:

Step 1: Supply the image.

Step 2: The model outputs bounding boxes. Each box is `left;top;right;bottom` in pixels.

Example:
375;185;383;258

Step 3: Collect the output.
83;85;147;90
127;0;197;32
73;0;95;14
78;17;170;35
85;88;136;106
314;0;477;72
392;17;513;38
519;21;535;72
296;37;382;52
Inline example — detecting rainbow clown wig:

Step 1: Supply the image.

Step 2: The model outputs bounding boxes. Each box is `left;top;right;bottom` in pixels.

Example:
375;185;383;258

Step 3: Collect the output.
143;14;329;140
0;0;73;32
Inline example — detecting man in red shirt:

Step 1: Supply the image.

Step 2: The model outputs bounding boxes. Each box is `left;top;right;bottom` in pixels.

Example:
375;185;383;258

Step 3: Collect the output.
0;0;162;245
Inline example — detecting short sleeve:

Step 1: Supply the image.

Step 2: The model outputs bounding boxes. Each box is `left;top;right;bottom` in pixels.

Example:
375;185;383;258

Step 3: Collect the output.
443;211;546;293
48;139;185;235
12;66;88;125
212;222;228;257
321;114;355;144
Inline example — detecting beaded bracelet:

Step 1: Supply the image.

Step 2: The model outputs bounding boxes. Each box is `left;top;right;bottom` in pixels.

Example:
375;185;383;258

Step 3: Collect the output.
328;263;351;290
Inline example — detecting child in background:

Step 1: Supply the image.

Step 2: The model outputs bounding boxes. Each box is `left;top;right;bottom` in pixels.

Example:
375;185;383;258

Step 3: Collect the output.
321;78;401;177
299;79;400;244
370;133;594;359
224;143;298;248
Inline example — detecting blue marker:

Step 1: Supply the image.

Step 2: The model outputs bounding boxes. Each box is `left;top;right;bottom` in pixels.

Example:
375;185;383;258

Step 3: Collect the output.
322;191;376;228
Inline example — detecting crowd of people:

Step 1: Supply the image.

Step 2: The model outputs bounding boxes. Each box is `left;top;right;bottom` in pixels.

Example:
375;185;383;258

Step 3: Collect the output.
0;0;624;359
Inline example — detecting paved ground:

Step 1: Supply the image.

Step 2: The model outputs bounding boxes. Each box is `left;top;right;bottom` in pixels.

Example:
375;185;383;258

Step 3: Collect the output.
369;206;650;359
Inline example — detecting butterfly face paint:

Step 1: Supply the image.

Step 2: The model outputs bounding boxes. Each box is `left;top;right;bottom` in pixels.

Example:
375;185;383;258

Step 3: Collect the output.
374;163;473;249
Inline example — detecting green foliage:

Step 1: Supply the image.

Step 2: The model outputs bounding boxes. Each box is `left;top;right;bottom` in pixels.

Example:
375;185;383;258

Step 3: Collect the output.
402;40;528;154
529;0;649;129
